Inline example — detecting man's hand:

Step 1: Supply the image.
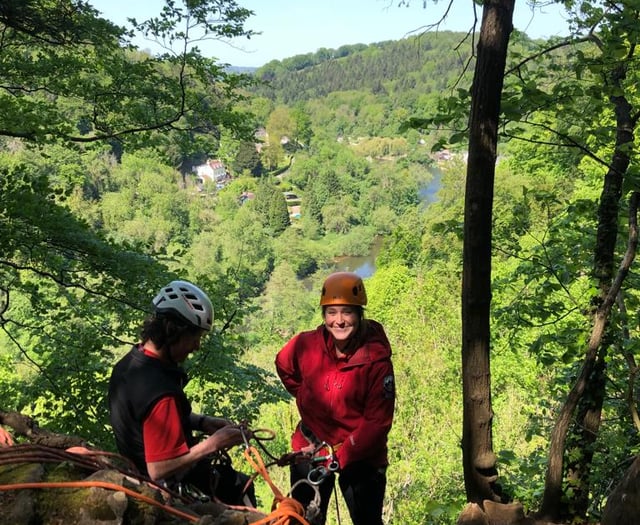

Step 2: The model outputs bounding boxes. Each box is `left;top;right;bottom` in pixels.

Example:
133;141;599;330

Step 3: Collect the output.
0;427;13;447
201;425;245;455
200;416;234;435
148;424;246;482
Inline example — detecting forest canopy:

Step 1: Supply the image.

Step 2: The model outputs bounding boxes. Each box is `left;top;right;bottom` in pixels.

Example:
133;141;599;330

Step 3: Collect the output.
2;1;640;524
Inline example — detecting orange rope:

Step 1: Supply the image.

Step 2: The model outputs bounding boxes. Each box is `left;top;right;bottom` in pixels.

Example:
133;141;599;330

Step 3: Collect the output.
0;432;309;523
0;481;200;523
243;446;310;525
251;498;308;525
244;445;285;501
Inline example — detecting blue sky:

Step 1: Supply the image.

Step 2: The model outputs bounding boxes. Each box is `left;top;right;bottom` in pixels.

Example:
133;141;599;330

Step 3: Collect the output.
90;0;570;68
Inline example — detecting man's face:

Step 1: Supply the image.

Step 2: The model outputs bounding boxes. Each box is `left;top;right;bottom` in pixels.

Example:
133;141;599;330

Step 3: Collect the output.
170;330;205;363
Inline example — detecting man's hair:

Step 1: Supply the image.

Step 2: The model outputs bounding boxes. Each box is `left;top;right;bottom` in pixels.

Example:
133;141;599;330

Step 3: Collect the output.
140;313;202;351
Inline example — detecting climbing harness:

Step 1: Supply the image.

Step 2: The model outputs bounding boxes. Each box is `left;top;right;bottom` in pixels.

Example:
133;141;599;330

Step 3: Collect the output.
306;442;340;486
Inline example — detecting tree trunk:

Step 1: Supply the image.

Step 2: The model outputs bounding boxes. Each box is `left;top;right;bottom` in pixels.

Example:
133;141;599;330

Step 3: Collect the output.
461;0;514;505
539;61;634;520
565;350;607;519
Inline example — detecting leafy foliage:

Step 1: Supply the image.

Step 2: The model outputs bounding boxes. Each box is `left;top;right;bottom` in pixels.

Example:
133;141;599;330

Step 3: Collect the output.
1;0;257;148
6;1;640;523
0;0;264;444
0;156;168;443
252;178;290;235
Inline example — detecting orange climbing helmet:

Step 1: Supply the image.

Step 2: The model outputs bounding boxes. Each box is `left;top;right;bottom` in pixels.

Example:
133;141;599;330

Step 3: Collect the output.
320;272;367;307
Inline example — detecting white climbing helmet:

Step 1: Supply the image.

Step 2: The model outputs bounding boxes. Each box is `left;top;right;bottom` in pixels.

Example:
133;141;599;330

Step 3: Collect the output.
152;280;214;331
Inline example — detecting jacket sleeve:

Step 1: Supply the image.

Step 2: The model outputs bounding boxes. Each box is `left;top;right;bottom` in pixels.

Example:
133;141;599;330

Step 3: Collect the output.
336;359;395;469
275;334;303;397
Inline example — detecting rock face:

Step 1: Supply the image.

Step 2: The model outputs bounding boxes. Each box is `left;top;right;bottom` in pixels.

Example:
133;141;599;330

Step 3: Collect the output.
0;413;315;524
0;444;267;524
601;454;640;525
457;503;490;525
456;501;539;525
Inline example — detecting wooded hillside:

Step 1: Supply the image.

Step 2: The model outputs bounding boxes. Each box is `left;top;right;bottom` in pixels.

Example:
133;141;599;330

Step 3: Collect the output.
1;1;640;524
253;33;475;103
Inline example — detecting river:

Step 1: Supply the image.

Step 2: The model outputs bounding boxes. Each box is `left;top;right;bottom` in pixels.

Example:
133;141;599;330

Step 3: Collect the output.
333;166;442;278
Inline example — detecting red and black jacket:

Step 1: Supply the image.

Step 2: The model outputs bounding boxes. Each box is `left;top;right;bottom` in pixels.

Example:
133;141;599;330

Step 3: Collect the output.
108;345;195;476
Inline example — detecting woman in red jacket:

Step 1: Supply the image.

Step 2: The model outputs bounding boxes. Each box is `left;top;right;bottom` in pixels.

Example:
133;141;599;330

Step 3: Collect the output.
275;272;395;525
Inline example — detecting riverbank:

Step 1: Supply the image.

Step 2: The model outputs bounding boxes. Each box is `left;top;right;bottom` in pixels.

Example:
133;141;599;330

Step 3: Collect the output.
332;165;443;278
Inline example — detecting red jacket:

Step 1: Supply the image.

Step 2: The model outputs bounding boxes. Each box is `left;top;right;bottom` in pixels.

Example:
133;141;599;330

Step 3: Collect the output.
275;320;395;469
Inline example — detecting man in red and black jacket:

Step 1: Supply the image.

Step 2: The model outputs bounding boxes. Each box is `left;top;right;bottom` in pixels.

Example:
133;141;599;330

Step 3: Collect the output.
108;280;255;505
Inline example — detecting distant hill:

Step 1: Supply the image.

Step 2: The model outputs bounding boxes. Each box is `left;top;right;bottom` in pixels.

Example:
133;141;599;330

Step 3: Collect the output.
242;30;542;144
249;32;478;105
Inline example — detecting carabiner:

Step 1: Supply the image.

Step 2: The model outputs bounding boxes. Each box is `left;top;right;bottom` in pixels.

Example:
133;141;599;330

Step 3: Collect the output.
239;422;252;450
308;465;331;485
178;483;210;503
313;440;329;455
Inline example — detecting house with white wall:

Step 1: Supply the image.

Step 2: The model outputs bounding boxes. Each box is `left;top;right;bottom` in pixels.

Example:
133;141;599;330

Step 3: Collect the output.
194;159;227;185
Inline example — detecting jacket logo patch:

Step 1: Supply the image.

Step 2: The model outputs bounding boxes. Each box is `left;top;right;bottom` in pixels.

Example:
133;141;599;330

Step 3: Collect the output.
383;374;395;399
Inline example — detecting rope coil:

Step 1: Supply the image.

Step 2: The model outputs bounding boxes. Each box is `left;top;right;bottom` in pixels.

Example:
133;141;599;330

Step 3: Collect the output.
0;429;314;524
243;445;310;525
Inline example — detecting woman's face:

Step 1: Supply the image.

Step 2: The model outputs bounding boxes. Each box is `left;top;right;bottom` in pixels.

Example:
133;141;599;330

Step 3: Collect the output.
323;305;360;346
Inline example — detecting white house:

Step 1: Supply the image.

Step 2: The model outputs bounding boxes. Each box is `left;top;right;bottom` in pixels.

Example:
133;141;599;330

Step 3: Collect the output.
194;159;227;185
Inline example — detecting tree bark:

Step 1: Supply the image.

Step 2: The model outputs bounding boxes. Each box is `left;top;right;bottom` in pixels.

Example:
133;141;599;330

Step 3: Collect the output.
461;0;514;505
565;350;607;519
539;61;635;520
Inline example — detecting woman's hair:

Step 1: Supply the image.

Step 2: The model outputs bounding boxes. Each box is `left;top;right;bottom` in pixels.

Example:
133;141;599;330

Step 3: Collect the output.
141;312;202;351
322;305;368;353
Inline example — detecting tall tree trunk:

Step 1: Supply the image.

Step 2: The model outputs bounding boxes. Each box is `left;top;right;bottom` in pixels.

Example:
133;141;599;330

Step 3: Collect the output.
539;60;634;520
461;0;514;504
565;350;607;519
